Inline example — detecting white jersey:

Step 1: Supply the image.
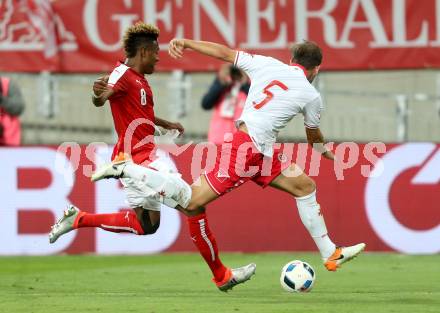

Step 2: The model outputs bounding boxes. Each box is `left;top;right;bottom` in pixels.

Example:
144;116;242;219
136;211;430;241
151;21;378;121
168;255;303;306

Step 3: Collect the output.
234;51;323;157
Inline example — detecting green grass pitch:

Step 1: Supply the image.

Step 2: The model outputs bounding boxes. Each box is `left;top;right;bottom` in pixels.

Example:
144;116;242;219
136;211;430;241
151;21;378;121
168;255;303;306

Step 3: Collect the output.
1;253;439;313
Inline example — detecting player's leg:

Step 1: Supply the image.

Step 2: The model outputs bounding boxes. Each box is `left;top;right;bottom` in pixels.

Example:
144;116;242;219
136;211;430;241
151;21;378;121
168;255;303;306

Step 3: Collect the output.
49;205;152;243
76;177;162;235
91;159;191;208
269;163;365;271
49;178;162;243
182;175;256;291
269;165;336;257
179;176;229;285
73;197;161;236
177;132;259;290
74;206;155;234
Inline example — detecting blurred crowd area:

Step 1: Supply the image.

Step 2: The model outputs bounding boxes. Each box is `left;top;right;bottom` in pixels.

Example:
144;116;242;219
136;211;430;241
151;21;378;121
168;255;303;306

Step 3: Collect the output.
1;69;439;145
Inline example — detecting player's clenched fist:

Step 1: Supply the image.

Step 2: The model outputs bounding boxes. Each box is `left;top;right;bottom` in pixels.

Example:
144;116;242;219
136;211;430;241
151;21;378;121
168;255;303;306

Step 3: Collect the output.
168;38;185;59
93;75;109;97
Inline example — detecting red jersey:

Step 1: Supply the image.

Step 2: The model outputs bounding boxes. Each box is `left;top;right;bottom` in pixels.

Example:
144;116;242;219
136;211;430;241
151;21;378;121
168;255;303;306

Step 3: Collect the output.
107;62;156;164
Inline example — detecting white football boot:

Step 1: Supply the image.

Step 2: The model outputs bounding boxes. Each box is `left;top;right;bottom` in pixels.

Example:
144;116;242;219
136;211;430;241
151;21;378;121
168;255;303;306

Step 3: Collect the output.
49;205;82;244
215;263;257;292
324;243;366;271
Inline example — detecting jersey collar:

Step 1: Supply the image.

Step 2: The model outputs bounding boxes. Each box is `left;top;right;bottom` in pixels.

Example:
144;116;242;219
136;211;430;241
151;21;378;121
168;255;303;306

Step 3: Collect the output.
290;63;307;76
119;61;147;81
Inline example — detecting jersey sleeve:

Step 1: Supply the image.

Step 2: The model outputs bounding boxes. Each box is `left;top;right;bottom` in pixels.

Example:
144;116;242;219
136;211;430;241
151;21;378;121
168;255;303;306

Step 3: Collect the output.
234;51;271;79
303;96;324;129
107;67;129;94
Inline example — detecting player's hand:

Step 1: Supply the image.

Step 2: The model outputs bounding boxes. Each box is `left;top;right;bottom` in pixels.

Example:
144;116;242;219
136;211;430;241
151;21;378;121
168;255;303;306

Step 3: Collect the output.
168;39;185;59
93;75;109;97
167;122;185;135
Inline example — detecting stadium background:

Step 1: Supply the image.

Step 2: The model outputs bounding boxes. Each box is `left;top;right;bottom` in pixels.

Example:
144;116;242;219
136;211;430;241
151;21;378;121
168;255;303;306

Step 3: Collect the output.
0;0;439;257
1;2;439;313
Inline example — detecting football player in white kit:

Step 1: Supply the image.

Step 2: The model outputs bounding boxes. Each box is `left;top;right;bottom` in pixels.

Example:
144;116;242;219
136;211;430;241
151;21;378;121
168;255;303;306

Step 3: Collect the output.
93;39;365;291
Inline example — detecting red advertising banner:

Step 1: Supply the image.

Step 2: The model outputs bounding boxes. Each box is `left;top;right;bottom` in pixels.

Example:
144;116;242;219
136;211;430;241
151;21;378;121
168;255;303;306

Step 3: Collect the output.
0;143;438;255
0;0;439;72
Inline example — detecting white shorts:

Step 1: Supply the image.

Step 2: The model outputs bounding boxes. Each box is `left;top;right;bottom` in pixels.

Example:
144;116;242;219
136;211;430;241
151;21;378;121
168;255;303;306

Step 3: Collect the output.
121;151;178;212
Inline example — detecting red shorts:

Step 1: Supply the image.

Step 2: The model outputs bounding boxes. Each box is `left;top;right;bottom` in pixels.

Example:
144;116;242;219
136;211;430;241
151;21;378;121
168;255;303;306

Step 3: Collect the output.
204;131;288;195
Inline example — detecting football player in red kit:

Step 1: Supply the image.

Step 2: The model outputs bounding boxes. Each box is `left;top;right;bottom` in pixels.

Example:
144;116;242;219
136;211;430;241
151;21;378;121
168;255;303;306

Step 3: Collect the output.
49;23;184;242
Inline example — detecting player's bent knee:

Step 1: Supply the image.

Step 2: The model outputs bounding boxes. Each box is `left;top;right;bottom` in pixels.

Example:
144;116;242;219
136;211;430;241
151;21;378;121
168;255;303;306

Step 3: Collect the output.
186;199;204;212
293;177;316;197
305;178;316;194
182;204;205;216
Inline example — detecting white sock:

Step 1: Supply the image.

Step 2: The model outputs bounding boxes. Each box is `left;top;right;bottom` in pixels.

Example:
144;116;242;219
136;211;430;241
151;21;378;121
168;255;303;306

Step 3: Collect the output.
295;190;336;259
122;162;187;204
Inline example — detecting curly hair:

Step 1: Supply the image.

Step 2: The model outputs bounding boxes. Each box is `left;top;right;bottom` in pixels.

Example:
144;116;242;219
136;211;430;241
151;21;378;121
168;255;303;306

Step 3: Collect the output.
290;41;322;70
123;22;160;58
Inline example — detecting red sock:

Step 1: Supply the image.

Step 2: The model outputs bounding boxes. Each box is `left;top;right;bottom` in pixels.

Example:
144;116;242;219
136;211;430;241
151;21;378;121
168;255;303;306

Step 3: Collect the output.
187;213;227;282
75;210;145;235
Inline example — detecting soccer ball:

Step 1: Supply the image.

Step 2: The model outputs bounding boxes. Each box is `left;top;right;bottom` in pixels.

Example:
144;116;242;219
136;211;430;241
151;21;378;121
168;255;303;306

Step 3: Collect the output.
280;260;316;293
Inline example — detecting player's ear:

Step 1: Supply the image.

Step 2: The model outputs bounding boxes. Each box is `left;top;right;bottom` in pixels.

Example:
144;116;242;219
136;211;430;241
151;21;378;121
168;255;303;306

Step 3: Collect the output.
139;46;147;59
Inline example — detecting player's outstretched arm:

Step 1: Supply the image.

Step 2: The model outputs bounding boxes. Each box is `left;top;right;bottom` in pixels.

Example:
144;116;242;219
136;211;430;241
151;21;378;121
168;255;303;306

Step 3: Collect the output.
169;39;236;63
305;127;335;161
